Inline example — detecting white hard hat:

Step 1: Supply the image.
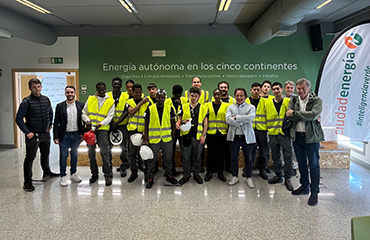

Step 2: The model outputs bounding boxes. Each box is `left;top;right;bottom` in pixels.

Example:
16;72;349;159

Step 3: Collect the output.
139;145;154;160
109;129;123;145
130;133;143;146
180;118;192;132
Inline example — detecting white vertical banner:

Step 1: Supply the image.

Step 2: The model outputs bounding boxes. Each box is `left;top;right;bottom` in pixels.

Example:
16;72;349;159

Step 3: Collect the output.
317;21;370;142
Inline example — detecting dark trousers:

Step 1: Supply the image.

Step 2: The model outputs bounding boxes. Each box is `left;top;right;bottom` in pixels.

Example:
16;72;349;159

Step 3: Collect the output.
253;129;269;169
171;129;181;173
269;134;293;179
230;135;256;178
87;144;98;177
87;131;112;177
24;133;51;184
128;132;147;174
109;124;129;170
206;132;226;173
181;136;204;176
148;140;173;178
59;132;81;177
293;132;321;194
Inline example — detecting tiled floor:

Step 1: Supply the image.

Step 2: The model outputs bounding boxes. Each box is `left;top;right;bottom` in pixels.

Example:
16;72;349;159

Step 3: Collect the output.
1;145;370;240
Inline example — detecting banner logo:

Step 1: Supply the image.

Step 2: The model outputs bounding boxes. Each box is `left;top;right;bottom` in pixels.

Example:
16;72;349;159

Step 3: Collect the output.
344;33;363;49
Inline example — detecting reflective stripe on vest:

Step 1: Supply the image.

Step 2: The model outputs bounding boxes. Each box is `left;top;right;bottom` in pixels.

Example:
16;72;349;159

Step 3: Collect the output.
148;104;172;144
180;103;207;140
127;98;149;133
265;97;290;135
107;91;128;125
246;97;267;131
87;96;114;131
165;98;181;122
205;102;228;135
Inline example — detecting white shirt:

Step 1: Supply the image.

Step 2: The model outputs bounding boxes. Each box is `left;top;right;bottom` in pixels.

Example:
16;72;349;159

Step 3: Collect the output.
296;95;309;132
66;101;78;132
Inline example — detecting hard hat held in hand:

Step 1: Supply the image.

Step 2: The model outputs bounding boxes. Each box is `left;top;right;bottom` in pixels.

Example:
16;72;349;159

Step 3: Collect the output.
130;133;143;146
139;145;153;160
180;118;192;132
84;130;96;145
109;129;123;145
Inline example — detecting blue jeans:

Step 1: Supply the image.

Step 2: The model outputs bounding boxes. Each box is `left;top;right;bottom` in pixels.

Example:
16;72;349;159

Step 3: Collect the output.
230;135;256;178
59;132;81;177
293;133;320;194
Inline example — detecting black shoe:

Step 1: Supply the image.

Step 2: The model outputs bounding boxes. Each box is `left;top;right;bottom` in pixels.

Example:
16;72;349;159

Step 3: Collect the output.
265;168;272;174
166;175;178;185
146;177;154;189
204;172;212;182
308;193;318;206
120;169;127;178
128;173;138;183
43;171;60;177
284;180;294;191
259;169;268;180
217;172;227;182
23;183;35;192
89;175;99;183
193;175;203;184
292;185;309;195
138;162;146;172
268;176;283;184
179;175;190;185
105;176;112;186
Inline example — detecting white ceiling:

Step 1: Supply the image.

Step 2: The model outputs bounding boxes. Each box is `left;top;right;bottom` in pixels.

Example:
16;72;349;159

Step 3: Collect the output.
0;0;369;29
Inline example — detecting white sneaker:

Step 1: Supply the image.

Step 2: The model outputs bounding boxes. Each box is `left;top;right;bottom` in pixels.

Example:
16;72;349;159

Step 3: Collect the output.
246;177;255;189
60;176;68;187
228;176;239;186
70;173;82;183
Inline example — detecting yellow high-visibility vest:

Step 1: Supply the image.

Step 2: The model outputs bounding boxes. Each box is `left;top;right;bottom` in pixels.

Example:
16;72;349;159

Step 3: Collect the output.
205;102;228;135
165;98;181;121
185;90;209;104
107;91;128;125
126;98;149;133
246;97;267;131
265;97;290;135
180;103;207;140
148;104;172;144
86;96;114;131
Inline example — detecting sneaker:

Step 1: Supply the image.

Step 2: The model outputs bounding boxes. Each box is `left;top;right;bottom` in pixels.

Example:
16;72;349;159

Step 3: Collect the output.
228;176;239;186
246;177;255;189
179;175;191;185
268;176;283;184
120;169;127;178
70;173;82;183
193;175;203;184
43;171;60;177
217;172;227;182
204;172;212;182
23;183;35;192
105;176;112;186
166;175;178;185
308;193;318;206
127;173;138;183
284;180;294;191
60;176;68;187
146;177;154;189
89;175;99;184
292;185;309;195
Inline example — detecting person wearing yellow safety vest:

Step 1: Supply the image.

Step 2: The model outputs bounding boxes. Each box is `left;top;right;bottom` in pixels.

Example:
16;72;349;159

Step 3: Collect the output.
82;82;115;186
176;87;208;185
126;84;151;183
164;85;186;176
204;89;228;182
226;88;256;188
246;82;269;180
143;89;178;189
265;82;294;192
184;76;209;104
107;77;130;178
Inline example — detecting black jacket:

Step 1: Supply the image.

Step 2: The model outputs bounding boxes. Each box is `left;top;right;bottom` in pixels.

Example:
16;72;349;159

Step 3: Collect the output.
53;100;85;142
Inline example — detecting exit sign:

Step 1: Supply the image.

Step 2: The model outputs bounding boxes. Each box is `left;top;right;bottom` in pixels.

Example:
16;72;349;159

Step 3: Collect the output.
51;57;63;64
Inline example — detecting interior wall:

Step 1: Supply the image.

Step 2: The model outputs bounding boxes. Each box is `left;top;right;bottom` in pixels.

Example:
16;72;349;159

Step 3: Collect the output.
0;36;78;145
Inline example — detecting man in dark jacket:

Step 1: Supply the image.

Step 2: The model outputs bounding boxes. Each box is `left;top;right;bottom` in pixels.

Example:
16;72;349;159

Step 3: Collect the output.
16;78;59;192
53;86;85;187
286;78;324;206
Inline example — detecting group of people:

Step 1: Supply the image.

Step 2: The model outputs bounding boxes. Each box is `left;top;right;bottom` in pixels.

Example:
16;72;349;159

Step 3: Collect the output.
16;75;324;206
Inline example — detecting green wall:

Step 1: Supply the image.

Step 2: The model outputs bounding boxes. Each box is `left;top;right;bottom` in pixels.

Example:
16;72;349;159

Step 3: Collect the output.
79;33;332;101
